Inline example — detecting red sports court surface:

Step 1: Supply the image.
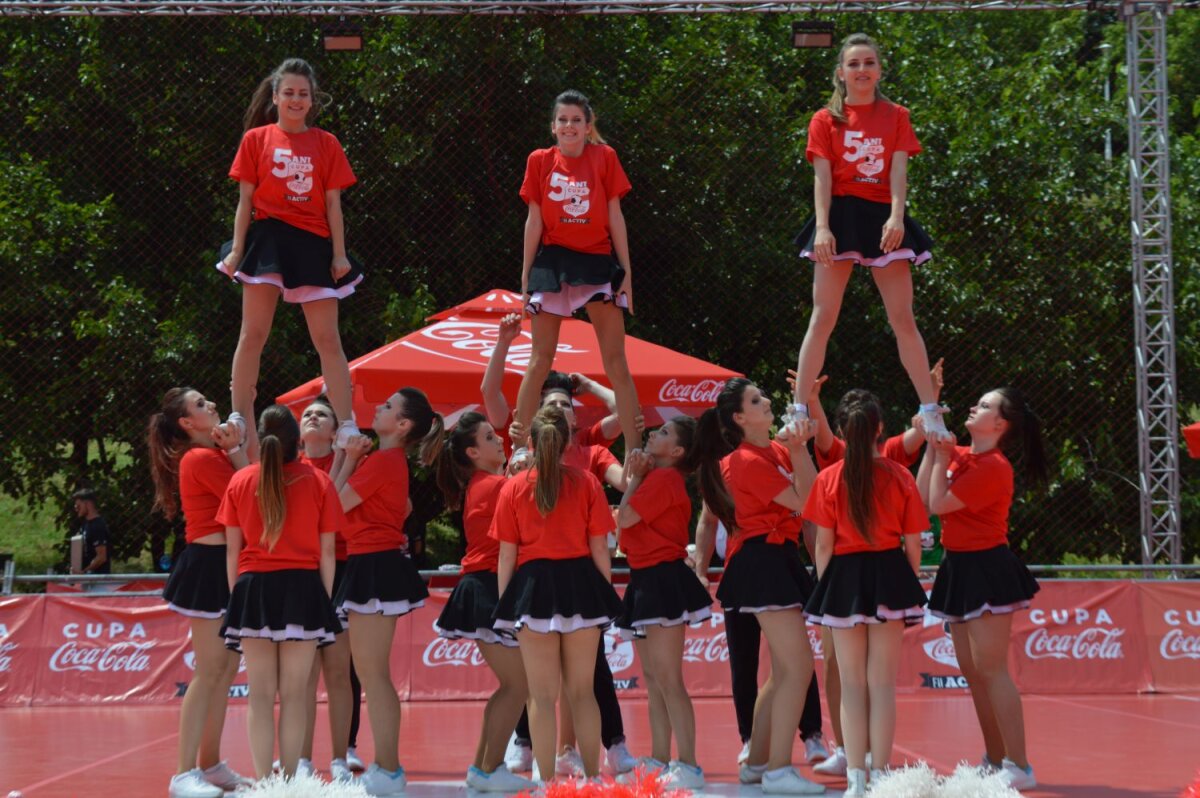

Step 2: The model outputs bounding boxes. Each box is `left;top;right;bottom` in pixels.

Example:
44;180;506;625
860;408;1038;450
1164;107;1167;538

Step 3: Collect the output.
2;694;1195;798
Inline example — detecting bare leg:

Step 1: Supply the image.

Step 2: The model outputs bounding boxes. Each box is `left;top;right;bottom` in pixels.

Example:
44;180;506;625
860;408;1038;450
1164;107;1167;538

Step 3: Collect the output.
966;613;1029;768
821;626;843;746
755;609;814;770
179;617;239;773
241;638;280;780
870;262;936;404
231;283;280;460
561;627;603;777
477;642;531;772
644;624;697;765
300;299;354;426
321;633;354;762
512;313;564;438
586;301;643;454
832;625;868;771
793;263;854;403
865;621;904;770
635;636;672;763
348;613;402;771
277;640;319;776
950;622;1005;764
517;628;563;781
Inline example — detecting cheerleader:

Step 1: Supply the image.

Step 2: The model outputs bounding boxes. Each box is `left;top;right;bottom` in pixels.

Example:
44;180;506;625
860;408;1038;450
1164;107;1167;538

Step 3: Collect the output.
802;395;928;796
694;378;824;795
332;387;443;796
615;418;712;790
218;58;362;458
295;398;360;781
513;90;642;465
433;412;536;793
493;405;625;781
149;388;252;798
217;405;344;779
919;387;1048;792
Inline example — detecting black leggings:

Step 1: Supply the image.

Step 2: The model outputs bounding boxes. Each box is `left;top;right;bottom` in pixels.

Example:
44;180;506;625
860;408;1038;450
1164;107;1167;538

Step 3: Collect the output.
348;656;362;748
514;635;625;748
724;607;823;743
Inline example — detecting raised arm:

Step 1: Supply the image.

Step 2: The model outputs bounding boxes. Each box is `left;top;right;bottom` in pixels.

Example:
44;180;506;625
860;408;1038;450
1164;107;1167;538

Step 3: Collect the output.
481;313;522;429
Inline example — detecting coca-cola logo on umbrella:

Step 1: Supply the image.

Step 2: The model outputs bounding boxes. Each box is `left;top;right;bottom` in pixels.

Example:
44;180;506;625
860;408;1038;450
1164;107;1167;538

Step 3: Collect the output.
1024;607;1125;661
1159;608;1200;661
49;621;155;673
657;379;724;405
407;321;587;369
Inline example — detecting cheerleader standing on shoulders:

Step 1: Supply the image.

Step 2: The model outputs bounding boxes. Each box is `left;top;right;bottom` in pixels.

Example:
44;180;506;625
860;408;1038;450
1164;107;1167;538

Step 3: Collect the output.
695;378;824;796
218;58;362;458
433;412;536;793
296;398;360;781
492;405;625;782
150;389;253;798
217;406;345;779
918;387;1048;792
332;387;443;796
513;90;642;466
787;34;947;441
615;418;712;790
802;395;928;796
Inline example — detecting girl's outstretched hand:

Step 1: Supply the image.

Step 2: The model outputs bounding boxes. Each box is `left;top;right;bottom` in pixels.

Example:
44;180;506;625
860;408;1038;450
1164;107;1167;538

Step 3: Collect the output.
497;313;523;345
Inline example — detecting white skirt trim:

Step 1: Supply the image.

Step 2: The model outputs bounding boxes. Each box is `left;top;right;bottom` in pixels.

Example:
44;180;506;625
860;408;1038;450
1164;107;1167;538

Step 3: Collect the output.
799;248;932;269
223;623;337;646
931;599;1032;624
620;607;713;640
167;602;225;620
494;613;616;634
435;624;519;648
219;264;363;304
527;283;629;317
806;604;926;628
736;602;806;615
339;597;424;619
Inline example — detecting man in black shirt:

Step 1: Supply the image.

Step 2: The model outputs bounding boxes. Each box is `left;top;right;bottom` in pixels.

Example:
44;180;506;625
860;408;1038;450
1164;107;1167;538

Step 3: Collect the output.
70;489;111;575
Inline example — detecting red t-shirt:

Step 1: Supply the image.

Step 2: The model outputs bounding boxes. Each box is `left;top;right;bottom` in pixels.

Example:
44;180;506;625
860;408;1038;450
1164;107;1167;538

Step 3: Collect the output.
805;102;922;205
621;467;692;569
491;467;614;566
300;451;346;561
519;144;632;255
563;441;619;485
345;448;410;556
229;124;356;238
217;461;344;574
720;441;803;560
816;433;919;471
179;447;236;544
804;459;928;554
460;471;506;574
939;447;1014;552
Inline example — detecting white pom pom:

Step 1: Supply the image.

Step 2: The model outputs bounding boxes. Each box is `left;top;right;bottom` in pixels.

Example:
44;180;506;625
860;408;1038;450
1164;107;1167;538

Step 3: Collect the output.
240;772;369;797
939;762;1022;798
867;762;941;798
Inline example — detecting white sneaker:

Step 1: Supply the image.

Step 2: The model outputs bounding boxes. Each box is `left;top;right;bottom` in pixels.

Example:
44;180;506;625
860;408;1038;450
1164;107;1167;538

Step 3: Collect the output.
845;768;868;797
760;766;826;795
918;405;952;440
738;763;767;784
605;740;636;775
296;758;315;778
1001;758;1037;790
504;734;533;773
803;734;830;763
331;758;354;783
466;764;537;793
335;419;360;449
664;761;706;790
616;757;667;783
737;740;751;765
169;769;224;798
201;761;253;791
812;747;846;776
346;747;366;772
980;754;1001;772
870;767;886;783
555;746;585;777
361;763;407;795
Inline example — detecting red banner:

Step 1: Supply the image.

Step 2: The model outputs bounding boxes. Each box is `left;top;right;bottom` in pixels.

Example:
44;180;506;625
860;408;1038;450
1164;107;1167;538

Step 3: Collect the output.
1;580;1197;706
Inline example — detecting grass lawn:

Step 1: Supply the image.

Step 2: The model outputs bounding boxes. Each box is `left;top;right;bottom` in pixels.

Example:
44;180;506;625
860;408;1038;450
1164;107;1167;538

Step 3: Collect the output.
0;491;64;575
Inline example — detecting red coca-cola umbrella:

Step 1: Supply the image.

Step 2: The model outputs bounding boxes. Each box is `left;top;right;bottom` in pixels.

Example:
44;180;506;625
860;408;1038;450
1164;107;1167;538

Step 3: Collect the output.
277;289;742;429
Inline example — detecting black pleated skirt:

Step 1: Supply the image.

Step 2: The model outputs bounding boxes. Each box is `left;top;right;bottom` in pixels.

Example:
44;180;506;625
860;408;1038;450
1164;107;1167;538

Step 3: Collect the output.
436;570;515;647
525;245;628;317
163;543;230;619
618;558;713;638
494;557;624;634
217;218;363;303
928;545;1040;623
795;195;933;268
221;569;342;650
716;538;815;614
335;549;429;619
805;548;927;628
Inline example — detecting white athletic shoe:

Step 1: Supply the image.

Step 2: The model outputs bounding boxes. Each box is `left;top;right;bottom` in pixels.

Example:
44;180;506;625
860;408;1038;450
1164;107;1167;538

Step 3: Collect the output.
845;768;868;797
335;419;361;449
504;734;533;773
346;747;366;772
760;766;826;795
361;763;408;795
664;761;706;791
605;740;637;775
616;757;667;783
803;734;830;763
466;764;537;793
555;746;585;777
737;740;751;765
201;761;253;791
738;763;768;784
870;767;886;783
812;746;846;776
1001;758;1037;791
331;758;354;783
168;769;224;798
296;758;315;778
980;754;1001;772
918;405;953;440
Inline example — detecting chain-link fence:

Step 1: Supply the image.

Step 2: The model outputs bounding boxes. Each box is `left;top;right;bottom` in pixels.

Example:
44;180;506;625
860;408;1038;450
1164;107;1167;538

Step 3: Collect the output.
1;8;1197;573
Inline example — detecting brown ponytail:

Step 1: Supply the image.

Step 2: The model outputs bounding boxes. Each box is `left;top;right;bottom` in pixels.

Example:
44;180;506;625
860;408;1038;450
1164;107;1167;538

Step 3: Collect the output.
690;378;754;532
397;387;445;466
255;405;300;551
435;411;488;512
147;387;196;520
243;58;329;131
842;396;883;545
993;387;1050;491
530;405;571;515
